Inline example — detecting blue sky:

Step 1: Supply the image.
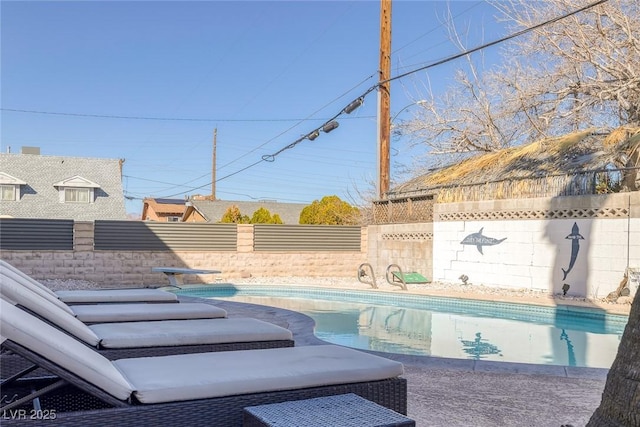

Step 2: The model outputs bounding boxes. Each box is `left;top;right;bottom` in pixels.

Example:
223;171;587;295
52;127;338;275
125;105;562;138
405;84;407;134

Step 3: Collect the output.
1;1;507;215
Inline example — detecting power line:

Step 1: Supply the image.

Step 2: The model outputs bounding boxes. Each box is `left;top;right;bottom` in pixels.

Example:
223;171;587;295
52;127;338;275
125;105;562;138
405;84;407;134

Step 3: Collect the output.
382;0;609;86
202;72;378;171
159;0;608;199
122;73;378;199
0;108;373;123
391;1;484;56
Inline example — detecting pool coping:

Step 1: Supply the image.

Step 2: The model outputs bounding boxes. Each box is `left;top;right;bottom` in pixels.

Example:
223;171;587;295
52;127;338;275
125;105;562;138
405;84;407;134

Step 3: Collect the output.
177;288;613;381
171;281;631;316
175;283;629;323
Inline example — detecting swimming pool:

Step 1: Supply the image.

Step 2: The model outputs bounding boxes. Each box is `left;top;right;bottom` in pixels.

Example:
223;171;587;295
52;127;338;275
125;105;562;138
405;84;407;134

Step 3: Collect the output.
175;285;628;369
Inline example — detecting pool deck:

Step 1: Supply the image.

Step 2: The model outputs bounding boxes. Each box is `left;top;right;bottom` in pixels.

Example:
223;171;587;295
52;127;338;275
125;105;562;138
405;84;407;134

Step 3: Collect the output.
179;283;620;427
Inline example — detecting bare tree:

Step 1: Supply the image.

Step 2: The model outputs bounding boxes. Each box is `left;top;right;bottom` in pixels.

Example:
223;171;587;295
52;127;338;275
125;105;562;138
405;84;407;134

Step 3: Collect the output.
492;0;639;127
400;0;640;168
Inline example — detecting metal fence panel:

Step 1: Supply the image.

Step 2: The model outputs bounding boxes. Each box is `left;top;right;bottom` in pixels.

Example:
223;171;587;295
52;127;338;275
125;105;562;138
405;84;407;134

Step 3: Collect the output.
94;221;237;251
254;224;361;251
0;218;74;250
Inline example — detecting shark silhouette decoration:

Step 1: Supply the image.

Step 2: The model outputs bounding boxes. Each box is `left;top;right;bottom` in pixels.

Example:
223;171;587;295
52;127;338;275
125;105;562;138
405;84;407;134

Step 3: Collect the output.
460;228;507;254
562;222;584;280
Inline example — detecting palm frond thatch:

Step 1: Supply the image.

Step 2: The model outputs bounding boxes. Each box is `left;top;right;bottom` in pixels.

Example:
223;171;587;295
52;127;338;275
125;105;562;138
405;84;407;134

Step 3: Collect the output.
390;127;640;202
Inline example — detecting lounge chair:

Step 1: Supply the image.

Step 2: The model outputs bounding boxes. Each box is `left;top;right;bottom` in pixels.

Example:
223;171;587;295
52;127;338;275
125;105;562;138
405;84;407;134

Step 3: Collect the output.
0;280;294;378
1;282;294;357
1;259;179;304
1;269;226;322
0;300;406;426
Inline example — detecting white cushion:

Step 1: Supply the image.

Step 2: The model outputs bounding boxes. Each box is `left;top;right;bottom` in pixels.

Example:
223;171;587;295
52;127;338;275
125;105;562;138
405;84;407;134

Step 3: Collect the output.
0;269;74;314
56;289;178;304
0;276;101;346
113;344;404;404
0;299;134;401
71;303;227;323
0;260;178;304
0;260;58;297
90;318;292;348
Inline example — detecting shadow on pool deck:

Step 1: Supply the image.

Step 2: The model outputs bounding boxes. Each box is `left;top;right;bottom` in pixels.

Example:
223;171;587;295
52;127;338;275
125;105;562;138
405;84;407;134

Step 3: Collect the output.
182;294;608;427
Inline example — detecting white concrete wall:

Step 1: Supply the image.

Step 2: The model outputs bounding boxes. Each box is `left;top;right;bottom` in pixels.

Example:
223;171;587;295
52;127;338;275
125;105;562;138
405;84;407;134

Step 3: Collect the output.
433;192;640;298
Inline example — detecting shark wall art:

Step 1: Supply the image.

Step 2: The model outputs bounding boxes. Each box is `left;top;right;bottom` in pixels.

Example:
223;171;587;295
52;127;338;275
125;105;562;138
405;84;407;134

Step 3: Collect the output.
460;228;507;254
562;222;584;280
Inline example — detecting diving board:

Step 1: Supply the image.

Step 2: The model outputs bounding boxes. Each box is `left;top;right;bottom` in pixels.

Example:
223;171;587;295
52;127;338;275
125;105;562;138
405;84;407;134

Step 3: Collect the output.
152;267;221;287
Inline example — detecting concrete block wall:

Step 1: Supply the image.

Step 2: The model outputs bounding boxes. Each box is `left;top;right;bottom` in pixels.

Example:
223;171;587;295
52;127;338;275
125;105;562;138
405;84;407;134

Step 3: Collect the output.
367;222;433;280
1;249;368;287
1;225;368;286
433;192;640;298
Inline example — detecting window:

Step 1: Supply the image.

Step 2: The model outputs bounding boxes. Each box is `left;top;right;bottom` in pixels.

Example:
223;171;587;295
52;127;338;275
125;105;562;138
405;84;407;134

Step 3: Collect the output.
1;184;16;201
0;173;25;201
65;187;91;203
54;176;99;204
166;216;181;222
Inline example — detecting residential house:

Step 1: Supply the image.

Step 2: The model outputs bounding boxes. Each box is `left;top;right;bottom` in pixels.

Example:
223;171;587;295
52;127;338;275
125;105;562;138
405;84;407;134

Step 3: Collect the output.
182;199;307;224
0;147;127;220
141;198;186;222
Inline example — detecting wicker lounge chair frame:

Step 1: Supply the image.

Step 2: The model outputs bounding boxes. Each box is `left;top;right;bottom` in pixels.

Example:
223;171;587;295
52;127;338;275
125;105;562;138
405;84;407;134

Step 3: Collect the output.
1;339;407;427
1;305;293;379
1;274;294;379
1;289;294;379
1;337;295;379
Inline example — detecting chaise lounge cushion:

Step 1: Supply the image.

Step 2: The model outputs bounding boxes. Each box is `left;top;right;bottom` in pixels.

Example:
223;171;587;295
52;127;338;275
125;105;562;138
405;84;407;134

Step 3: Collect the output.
70;302;226;323
0;301;134;400
114;344;405;404
1;277;290;351
1;277;102;346
55;289;178;304
91;318;292;348
0;260;178;304
1;267;76;314
0;273;227;323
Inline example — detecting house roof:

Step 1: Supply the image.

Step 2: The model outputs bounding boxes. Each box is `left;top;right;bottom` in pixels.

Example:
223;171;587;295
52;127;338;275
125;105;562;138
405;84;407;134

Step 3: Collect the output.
186;200;307;224
142;198;186;216
0;152;127;220
390;127;640;199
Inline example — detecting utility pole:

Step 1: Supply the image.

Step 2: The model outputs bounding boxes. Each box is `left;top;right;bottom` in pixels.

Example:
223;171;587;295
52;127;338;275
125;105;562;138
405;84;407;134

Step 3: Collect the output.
211;128;217;200
378;0;392;199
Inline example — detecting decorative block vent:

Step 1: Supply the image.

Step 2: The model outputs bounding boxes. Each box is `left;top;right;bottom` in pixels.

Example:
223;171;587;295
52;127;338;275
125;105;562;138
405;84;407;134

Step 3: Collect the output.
437;207;631;222
381;232;433;241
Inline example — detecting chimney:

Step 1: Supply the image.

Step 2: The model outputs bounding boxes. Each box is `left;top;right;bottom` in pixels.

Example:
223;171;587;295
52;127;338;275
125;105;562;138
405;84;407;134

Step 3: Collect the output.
21;146;41;155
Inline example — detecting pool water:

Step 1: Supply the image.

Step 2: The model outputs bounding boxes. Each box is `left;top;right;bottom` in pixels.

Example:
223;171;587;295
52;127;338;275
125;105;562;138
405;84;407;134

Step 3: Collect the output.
175;285;628;369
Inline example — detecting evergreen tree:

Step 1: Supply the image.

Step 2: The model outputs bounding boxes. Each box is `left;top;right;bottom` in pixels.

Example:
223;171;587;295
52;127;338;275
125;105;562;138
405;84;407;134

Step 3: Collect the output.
299;195;360;225
220;205;250;224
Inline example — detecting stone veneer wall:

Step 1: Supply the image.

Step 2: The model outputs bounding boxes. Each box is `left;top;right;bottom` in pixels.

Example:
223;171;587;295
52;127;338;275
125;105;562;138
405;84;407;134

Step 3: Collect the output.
1;224;368;287
432;192;640;298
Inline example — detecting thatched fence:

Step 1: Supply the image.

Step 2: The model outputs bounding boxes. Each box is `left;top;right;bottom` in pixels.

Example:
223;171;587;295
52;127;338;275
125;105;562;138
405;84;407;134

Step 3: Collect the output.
374;167;637;224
